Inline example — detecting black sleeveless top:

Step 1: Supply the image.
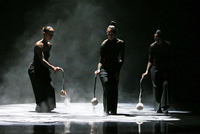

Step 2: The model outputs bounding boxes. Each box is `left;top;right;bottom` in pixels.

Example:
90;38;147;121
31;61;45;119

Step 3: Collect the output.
29;41;51;77
149;41;172;71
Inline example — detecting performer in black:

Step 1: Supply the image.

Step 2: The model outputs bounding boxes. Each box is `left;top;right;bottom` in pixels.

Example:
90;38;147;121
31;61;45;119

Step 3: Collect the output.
95;21;125;115
28;26;61;112
142;30;172;113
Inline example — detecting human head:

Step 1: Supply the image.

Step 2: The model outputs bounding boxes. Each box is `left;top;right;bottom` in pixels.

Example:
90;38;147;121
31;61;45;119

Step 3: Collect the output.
42;26;54;41
154;29;164;44
106;21;117;40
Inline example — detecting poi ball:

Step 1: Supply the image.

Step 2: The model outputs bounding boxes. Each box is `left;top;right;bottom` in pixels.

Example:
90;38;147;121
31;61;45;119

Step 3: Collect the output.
136;103;144;110
91;98;98;106
136;121;144;125
60;90;66;97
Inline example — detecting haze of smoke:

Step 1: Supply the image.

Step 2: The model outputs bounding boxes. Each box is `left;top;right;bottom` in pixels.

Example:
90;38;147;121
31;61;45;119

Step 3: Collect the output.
0;1;106;104
0;0;154;105
49;2;106;102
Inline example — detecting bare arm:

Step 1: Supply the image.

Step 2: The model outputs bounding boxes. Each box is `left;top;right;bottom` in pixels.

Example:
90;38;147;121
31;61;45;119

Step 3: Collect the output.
97;62;102;70
95;59;102;74
142;61;152;77
142;43;154;78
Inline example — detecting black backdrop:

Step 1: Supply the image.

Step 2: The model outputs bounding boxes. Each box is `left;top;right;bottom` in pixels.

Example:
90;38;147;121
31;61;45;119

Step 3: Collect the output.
0;0;199;113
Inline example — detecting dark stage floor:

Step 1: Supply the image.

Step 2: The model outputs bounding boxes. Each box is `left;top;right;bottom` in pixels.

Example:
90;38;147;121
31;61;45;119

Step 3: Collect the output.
0;102;199;134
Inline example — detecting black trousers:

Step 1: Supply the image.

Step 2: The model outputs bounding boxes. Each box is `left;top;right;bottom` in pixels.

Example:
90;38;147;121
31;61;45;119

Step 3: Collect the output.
151;66;170;111
28;69;56;109
99;68;119;114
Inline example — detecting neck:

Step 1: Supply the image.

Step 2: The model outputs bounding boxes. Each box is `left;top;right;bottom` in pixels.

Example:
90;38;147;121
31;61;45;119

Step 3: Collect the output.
42;38;48;43
108;37;115;41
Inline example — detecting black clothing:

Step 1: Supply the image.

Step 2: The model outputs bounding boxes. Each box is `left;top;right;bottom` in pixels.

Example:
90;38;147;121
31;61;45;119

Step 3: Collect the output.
28;41;56;112
99;38;125;114
100;38;124;71
149;41;172;71
149;41;172;111
99;69;119;114
151;66;170;111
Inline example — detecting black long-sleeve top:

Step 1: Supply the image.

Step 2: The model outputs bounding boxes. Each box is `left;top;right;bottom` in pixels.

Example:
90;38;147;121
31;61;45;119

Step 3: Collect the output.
99;38;125;71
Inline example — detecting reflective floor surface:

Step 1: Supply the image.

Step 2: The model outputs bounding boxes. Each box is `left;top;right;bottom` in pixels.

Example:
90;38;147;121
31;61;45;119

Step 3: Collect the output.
0;102;199;134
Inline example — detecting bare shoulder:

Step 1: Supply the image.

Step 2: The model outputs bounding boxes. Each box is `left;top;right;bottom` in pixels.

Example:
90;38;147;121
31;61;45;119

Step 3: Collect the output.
47;41;52;46
101;39;108;46
47;41;52;48
35;41;43;48
116;38;124;43
150;42;156;47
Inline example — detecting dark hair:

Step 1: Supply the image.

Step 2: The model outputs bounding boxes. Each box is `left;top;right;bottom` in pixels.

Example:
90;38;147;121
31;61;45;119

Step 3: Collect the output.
42;26;54;33
107;21;117;33
155;29;164;39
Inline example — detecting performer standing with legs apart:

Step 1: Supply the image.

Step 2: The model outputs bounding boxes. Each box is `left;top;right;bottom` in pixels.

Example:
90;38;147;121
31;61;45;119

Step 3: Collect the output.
28;26;61;112
142;30;172;113
95;21;125;115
